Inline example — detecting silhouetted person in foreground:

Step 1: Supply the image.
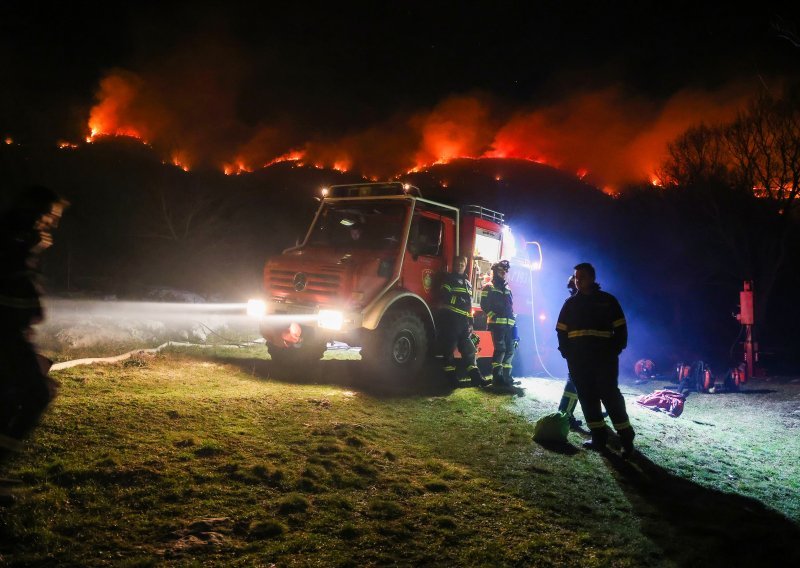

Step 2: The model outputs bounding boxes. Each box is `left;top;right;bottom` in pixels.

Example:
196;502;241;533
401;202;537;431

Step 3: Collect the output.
0;186;68;479
556;263;635;457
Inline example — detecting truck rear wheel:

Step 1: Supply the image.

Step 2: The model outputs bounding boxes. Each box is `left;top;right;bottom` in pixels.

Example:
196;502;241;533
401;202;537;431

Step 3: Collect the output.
361;310;429;380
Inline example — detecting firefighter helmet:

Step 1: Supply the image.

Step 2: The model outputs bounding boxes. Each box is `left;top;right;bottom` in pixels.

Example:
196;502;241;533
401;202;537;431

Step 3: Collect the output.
492;260;510;273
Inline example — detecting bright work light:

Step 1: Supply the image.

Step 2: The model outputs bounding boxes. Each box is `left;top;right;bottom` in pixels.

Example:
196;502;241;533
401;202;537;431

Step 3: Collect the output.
247;299;266;318
318;309;344;330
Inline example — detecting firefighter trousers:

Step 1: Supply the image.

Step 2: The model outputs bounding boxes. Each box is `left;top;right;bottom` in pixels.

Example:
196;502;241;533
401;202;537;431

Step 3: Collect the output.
489;324;515;381
568;355;633;445
438;312;478;379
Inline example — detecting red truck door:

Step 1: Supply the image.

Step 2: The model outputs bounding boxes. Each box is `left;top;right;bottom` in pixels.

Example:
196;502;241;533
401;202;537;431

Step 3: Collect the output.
400;211;454;303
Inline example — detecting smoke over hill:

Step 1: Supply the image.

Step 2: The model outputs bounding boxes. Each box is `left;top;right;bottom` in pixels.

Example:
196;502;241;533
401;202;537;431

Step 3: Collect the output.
83;59;758;190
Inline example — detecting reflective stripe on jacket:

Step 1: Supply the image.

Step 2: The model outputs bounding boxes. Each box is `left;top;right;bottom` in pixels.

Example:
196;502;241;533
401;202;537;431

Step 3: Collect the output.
556;289;627;359
440;272;473;319
480;278;515;326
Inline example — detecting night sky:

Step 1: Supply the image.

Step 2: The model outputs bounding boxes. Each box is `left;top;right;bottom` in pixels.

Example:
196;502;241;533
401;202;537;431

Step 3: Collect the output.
2;1;799;185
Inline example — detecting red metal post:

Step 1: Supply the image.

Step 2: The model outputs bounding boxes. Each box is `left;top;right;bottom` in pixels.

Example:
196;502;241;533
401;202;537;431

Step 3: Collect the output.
740;281;755;382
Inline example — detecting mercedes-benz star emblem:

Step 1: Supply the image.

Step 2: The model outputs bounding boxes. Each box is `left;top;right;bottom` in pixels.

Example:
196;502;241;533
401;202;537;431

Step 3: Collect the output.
293;272;308;292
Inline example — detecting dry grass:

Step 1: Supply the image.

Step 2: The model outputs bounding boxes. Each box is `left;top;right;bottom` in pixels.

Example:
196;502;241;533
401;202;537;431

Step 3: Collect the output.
1;346;798;567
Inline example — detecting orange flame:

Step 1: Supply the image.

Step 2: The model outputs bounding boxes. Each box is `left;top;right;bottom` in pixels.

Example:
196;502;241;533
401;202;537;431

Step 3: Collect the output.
171;152;191;172
332;160;350;172
263;149;305;168
412;96;494;172
87;73;147;142
223;160;252;176
82;67;758;189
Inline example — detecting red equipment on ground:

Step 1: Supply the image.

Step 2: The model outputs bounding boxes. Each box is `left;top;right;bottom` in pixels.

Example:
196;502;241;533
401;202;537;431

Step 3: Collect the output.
635;390;686;417
634;359;656;381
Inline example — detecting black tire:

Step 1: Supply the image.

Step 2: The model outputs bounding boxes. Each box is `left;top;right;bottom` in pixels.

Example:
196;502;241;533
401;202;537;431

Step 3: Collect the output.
361;310;429;380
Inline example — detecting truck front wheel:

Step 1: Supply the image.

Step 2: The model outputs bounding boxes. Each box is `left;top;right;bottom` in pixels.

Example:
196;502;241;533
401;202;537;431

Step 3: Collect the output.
361;310;429;380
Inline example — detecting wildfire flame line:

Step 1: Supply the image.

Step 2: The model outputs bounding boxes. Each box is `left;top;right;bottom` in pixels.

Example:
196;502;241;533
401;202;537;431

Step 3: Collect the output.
78;71;759;189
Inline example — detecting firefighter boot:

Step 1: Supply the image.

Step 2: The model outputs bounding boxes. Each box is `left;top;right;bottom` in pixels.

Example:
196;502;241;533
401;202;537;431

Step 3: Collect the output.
619;427;636;459
443;366;459;387
492;367;516;392
503;366;520;386
491;369;512;391
583;427;609;452
491;365;505;387
467;366;490;387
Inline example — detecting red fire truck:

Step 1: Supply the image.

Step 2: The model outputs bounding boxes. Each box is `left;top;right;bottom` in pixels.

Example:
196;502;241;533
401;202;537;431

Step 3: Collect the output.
248;182;521;379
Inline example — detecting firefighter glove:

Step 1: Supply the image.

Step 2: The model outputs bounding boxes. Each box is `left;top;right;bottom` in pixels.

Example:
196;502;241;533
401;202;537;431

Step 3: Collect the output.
513;338;519;350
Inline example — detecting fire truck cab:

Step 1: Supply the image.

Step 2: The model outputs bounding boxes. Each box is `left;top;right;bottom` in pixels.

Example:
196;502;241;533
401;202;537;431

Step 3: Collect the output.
251;182;513;379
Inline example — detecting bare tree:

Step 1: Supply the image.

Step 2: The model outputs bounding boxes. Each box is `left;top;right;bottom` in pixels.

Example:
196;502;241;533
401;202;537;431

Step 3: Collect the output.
658;123;729;187
726;91;800;215
135;180;223;243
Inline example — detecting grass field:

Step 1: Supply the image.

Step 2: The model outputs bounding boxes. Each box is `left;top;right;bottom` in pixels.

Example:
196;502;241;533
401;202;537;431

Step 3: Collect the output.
1;343;799;567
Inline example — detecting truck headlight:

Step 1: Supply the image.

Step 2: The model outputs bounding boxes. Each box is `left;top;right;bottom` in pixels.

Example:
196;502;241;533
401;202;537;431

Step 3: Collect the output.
318;309;344;330
247;299;266;318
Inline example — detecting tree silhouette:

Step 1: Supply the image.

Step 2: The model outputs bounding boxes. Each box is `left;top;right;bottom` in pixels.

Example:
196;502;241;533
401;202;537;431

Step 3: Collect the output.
658;87;800;350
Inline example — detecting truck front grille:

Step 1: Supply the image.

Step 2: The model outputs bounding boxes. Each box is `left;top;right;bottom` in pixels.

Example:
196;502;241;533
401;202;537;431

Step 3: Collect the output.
268;268;342;298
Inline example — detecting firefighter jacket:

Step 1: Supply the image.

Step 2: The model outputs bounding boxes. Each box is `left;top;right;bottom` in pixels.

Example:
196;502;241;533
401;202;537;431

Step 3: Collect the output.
556;287;627;361
481;277;516;327
439;271;473;319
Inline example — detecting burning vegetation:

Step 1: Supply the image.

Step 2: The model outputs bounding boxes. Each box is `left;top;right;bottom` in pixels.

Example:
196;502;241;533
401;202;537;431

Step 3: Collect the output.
77;67;760;190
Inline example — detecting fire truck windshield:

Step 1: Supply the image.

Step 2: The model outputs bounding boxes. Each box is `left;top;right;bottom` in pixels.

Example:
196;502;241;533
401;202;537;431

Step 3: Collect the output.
307;201;407;250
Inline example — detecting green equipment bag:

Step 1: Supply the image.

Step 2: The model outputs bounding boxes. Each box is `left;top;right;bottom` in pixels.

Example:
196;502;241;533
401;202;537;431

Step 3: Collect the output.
532;411;570;444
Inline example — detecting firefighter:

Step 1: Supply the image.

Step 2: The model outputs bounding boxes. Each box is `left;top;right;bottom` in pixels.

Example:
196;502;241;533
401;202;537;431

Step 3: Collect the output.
1;186;68;474
557;275;582;428
480;259;518;389
556;263;635;457
438;255;490;387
